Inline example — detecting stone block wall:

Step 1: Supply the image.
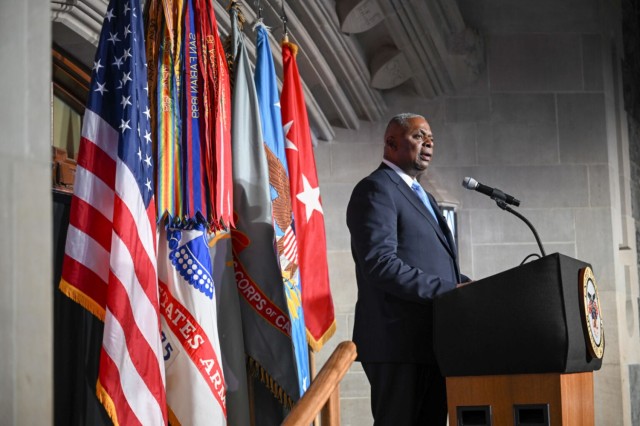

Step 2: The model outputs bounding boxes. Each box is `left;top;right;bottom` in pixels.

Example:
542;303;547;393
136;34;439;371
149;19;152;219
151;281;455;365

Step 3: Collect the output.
312;1;640;424
622;0;640;423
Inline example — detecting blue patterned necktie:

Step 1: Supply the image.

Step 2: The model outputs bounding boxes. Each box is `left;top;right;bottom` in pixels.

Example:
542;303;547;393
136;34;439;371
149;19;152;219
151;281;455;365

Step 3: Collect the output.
411;181;438;221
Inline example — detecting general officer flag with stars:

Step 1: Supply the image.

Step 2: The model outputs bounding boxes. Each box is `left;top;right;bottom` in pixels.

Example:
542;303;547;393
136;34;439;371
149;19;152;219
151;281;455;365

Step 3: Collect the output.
281;37;336;353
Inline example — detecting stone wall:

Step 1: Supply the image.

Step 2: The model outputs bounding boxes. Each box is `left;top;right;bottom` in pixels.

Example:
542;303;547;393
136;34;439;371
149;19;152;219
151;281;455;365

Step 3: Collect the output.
38;0;640;424
623;0;640;320
314;1;640;424
622;0;640;423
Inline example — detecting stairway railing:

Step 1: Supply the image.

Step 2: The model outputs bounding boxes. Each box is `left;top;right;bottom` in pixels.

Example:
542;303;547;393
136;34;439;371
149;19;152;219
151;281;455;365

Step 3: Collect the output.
282;341;357;426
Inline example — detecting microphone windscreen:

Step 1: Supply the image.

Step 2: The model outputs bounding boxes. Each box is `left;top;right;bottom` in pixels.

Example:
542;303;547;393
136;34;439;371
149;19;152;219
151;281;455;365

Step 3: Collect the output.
462;177;478;190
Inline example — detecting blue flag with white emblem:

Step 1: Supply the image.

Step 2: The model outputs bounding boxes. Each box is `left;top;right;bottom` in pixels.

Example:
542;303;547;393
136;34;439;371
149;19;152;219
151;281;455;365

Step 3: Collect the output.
254;21;310;397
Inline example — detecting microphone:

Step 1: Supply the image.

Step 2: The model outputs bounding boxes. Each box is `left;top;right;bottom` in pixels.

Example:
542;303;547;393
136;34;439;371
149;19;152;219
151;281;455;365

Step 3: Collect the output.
462;177;521;207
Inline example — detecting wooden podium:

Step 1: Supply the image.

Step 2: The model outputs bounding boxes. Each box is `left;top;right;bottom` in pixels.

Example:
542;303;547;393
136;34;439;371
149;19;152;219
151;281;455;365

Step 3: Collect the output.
433;254;603;426
446;372;593;426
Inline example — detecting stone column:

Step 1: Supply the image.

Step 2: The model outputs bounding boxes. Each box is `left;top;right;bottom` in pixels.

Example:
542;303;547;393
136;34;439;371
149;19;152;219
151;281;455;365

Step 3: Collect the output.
0;1;52;424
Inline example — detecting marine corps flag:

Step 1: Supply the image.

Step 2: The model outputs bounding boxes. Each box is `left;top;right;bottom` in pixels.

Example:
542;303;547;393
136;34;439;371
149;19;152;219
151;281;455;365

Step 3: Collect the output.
281;38;336;351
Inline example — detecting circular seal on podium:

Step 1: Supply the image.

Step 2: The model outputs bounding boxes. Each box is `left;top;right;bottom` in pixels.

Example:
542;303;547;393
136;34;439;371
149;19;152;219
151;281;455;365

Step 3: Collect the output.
579;267;605;360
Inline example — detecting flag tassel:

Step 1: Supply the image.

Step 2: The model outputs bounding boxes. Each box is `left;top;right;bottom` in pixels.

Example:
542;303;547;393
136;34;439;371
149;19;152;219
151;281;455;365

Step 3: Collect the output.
59;279;106;321
247;356;294;409
96;380;120;426
307;319;337;353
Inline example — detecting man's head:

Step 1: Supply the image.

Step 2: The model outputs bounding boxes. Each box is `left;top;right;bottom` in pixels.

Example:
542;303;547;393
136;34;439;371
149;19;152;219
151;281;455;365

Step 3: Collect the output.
383;113;434;178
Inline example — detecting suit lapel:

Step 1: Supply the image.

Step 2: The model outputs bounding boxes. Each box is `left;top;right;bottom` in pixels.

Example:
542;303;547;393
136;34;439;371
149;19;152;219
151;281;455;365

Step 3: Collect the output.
428;192;458;259
380;165;457;260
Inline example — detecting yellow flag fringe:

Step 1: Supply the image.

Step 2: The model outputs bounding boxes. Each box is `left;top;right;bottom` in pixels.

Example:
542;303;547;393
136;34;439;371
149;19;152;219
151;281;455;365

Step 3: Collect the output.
58;279;106;321
307;319;337;353
96;380;120;426
247;356;294;409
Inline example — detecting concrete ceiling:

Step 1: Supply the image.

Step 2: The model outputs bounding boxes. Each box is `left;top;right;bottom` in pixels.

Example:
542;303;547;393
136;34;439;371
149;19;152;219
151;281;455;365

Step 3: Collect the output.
51;0;485;141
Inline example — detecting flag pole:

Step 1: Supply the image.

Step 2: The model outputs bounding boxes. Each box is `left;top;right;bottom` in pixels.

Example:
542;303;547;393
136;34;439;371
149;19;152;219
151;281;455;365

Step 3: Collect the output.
308;348;321;426
280;0;288;38
279;2;321;421
248;372;256;426
279;1;319;422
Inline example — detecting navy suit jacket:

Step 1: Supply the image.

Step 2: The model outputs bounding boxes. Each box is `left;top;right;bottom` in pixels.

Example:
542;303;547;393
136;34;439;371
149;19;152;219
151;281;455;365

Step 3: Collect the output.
347;163;465;364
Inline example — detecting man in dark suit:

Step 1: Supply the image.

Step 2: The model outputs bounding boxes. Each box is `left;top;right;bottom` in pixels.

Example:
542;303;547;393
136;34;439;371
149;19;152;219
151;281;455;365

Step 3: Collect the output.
346;113;469;425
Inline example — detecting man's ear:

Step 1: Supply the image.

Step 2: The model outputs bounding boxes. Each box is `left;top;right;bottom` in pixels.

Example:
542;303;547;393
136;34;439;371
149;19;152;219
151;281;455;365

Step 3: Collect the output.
385;136;396;150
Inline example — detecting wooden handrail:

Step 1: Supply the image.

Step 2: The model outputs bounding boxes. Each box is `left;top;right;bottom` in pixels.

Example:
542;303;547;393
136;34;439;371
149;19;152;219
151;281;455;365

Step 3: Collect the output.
282;341;357;426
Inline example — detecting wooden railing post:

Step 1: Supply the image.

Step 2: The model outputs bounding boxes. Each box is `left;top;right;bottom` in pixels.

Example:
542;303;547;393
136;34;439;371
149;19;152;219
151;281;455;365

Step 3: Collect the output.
282;341;357;426
320;384;340;426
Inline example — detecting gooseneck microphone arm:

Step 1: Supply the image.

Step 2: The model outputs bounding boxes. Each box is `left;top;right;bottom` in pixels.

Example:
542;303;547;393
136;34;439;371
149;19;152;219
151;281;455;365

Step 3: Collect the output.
494;200;546;257
462;177;546;257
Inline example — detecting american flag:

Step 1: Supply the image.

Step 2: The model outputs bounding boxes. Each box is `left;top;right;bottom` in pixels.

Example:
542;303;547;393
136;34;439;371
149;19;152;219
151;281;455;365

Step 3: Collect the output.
59;0;167;424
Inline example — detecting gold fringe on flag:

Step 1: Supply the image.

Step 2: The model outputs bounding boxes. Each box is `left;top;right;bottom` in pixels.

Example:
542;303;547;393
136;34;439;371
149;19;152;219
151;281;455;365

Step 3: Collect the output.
167;406;182;426
307;320;337;353
226;0;246;27
281;38;298;57
223;0;246;88
59;279;106;321
96;379;120;426
247;356;294;409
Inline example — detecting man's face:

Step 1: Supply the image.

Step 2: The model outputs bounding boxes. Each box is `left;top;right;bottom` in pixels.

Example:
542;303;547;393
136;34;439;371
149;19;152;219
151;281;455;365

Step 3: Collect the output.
386;117;434;177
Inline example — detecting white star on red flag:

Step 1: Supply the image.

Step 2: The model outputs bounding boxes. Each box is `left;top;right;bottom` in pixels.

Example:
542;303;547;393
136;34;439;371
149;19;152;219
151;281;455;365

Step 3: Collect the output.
296;174;323;221
283;120;298;151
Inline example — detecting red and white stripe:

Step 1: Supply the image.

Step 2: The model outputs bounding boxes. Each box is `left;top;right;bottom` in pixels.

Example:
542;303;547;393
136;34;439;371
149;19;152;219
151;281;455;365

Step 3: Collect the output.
281;225;299;265
157;226;227;425
61;109;118;313
64;109;167;425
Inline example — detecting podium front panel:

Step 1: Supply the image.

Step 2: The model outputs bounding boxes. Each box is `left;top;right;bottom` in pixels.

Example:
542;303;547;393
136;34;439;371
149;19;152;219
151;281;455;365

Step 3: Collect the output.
433;253;603;376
